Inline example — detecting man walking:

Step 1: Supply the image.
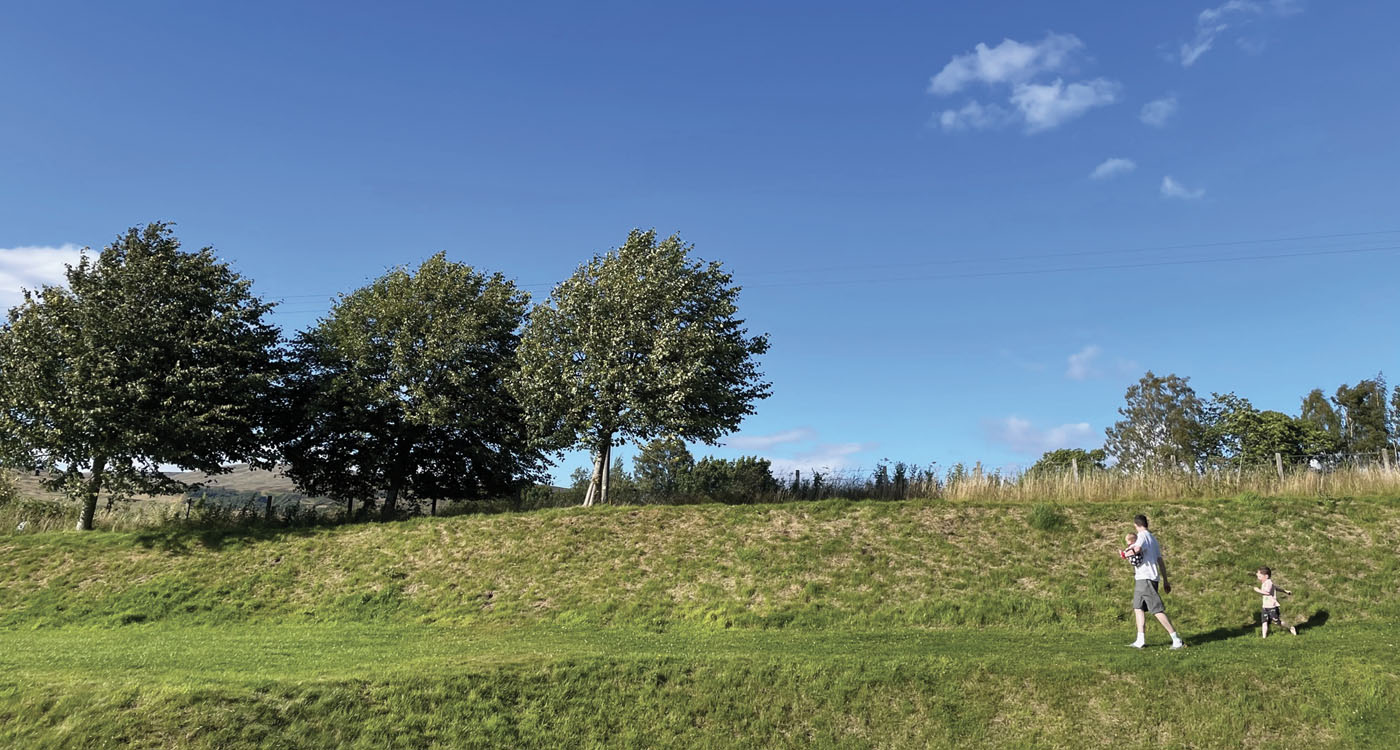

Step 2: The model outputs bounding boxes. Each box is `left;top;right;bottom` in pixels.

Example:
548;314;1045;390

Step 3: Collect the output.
1121;513;1184;649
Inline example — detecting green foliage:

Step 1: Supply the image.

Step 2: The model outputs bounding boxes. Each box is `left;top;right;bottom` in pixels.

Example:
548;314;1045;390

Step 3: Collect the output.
632;436;695;500
1203;392;1332;465
1332;376;1391;454
1300;388;1342;439
0;469;17;507
512;229;770;504
0;223;282;530
276;253;546;519
1104;371;1206;471
681;456;781;503
1026;503;1070;532
1027;448;1106;476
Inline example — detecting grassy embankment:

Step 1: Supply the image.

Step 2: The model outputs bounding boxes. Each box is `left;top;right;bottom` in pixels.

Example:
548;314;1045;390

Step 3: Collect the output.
1;496;1397;747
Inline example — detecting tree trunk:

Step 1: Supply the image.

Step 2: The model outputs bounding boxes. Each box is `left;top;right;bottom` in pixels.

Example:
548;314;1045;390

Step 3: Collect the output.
383;475;401;521
600;442;612;506
583;452;602;507
75;454;107;531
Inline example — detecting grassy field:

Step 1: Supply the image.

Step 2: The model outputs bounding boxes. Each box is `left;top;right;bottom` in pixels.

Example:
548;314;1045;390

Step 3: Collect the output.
2;496;1397;747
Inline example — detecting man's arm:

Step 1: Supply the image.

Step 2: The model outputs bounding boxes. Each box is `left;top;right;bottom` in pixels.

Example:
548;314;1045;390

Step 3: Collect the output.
1159;556;1171;593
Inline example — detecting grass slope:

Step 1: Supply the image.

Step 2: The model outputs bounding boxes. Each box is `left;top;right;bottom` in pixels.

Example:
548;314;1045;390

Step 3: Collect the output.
2;497;1397;748
3;497;1396;630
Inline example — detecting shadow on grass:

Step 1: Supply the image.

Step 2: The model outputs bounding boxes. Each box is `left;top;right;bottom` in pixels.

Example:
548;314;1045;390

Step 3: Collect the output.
1295;609;1329;633
135;524;322;555
1188;622;1257;646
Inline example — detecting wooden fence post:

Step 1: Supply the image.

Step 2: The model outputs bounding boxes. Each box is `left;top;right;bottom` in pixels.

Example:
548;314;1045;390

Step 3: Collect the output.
1070;457;1079;483
1274;452;1284;482
265;495;273;523
1382;448;1393;473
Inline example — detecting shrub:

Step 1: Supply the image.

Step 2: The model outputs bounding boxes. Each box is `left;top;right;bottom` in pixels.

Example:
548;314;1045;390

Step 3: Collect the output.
1028;503;1071;532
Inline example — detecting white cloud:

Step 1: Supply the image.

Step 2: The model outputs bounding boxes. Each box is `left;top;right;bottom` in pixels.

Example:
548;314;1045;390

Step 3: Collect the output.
928;33;1118;135
928;33;1084;95
936;100;1012;131
1139;96;1178;127
1009;78;1119;133
1066;345;1102;380
1179;0;1301;67
1090;157;1136;180
1160;175;1205;199
765;442;877;477
0;244;84;312
725;427;818;451
985;416;1096;456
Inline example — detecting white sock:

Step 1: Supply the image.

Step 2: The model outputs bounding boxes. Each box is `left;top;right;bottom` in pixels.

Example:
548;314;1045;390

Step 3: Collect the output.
1171;632;1182;643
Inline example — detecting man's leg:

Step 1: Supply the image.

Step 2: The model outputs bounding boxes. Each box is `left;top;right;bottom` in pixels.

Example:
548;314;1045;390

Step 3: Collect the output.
1154;611;1184;648
1131;607;1146;647
1261;620;1269;638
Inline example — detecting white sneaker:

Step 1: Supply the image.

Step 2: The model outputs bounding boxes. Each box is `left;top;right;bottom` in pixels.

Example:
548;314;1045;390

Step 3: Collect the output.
1170;639;1184;650
1129;640;1145;649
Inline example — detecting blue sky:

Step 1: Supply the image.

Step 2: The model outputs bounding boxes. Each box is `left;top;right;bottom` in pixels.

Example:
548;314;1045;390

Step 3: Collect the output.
3;1;1397;481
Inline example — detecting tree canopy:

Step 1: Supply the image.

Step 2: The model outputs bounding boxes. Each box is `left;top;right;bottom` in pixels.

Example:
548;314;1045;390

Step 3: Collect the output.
0;223;281;530
512;229;770;505
1103;372;1205;471
1028;448;1106;476
276;253;546;519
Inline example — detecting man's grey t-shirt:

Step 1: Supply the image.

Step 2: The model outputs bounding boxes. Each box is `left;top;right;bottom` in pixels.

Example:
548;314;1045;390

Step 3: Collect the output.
1133;529;1161;581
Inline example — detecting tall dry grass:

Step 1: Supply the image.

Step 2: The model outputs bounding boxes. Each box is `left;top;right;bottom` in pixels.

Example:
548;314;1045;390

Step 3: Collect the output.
938;464;1400;503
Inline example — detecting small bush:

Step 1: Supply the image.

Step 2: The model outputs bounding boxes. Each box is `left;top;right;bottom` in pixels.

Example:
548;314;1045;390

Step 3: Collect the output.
1027;503;1070;532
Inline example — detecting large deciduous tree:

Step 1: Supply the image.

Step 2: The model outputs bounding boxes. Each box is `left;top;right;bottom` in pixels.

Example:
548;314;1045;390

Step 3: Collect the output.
513;229;770;506
1332;376;1390;455
1202;392;1330;466
1103;372;1206;472
0;223;281;530
276;253;545;519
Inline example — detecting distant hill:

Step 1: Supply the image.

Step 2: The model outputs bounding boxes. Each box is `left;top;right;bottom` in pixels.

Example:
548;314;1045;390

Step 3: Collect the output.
167;464;301;495
9;464;300;504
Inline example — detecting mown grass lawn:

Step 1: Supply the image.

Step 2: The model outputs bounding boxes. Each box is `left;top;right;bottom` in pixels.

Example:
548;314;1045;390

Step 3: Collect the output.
1;622;1396;748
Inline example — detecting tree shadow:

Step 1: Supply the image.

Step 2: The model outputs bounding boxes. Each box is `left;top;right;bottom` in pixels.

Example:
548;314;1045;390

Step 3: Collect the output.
1188;621;1256;646
1295;609;1329;633
135;523;321;555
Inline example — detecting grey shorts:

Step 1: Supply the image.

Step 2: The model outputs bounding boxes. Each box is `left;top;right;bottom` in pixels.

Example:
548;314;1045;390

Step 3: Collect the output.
1133;579;1165;614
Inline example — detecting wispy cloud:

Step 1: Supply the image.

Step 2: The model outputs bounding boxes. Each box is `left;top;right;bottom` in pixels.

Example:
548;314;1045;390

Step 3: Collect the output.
765;442;877;477
1179;0;1302;67
1139;96;1178;127
929;33;1118;134
1066;345;1102;380
1090;157;1137;180
1010;78;1119;133
0;244;83;312
725;427;818;451
1161;175;1205;199
985;416;1097;456
928;33;1085;95
936;101;1012;131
